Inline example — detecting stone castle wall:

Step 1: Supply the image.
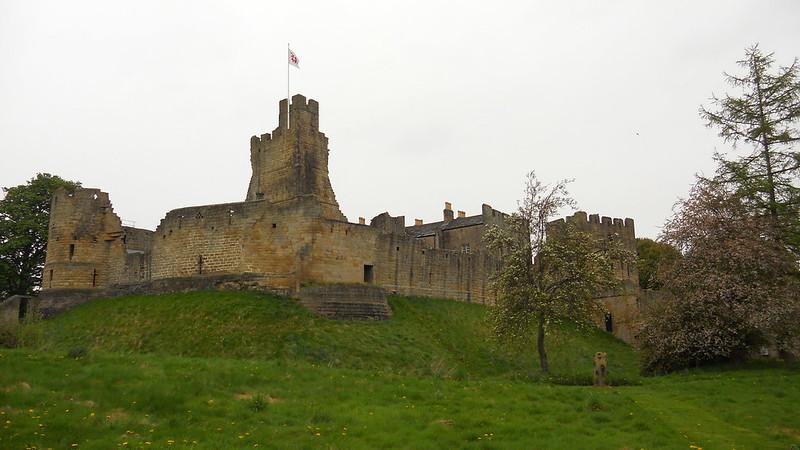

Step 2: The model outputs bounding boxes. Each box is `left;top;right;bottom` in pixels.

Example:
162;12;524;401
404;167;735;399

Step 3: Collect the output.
553;211;639;292
42;189;499;304
307;218;497;303
37;94;641;329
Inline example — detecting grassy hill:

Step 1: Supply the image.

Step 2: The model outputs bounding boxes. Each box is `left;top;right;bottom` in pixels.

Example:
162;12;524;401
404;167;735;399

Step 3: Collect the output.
1;291;798;449
20;291;640;384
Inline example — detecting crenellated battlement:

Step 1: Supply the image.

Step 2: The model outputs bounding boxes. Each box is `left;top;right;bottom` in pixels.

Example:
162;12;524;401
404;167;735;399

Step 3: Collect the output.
549;210;639;289
564;211;635;231
246;94;343;221
272;94;322;134
553;211;636;249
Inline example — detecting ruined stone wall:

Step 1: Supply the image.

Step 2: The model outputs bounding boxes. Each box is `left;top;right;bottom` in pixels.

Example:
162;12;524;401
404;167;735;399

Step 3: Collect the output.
43;188;127;289
122;226;153;252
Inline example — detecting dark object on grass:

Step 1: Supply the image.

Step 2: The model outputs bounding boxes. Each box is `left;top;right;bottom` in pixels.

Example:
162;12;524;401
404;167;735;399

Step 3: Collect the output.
67;346;88;359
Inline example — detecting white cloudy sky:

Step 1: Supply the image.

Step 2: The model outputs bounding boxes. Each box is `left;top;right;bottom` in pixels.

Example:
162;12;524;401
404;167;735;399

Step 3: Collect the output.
1;1;799;238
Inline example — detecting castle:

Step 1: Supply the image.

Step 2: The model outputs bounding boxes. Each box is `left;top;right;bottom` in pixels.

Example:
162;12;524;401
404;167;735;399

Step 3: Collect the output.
31;95;642;339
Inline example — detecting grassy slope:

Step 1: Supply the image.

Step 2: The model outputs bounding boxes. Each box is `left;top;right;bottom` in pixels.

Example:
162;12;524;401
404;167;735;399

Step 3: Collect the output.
23;291;640;383
0;291;797;449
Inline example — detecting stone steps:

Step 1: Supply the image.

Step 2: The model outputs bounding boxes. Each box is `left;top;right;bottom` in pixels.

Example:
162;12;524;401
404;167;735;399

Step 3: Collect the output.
300;300;391;320
298;284;392;321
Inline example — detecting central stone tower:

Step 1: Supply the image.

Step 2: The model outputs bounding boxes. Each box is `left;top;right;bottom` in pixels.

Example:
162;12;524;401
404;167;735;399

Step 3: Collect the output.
246;94;345;221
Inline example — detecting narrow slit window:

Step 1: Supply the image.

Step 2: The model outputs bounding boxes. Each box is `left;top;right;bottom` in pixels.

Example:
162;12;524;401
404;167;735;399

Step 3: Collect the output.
69;244;75;260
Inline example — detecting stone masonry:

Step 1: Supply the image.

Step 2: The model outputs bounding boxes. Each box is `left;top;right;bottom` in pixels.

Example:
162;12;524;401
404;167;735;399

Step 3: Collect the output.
35;94;642;337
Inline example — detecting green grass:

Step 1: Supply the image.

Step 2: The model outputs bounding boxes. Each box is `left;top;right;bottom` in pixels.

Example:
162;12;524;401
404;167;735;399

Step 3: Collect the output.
0;291;798;449
20;291;640;384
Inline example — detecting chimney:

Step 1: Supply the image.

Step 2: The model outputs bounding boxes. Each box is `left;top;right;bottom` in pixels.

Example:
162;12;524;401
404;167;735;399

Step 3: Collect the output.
443;201;454;221
415;219;423;226
457;210;466;218
358;217;365;225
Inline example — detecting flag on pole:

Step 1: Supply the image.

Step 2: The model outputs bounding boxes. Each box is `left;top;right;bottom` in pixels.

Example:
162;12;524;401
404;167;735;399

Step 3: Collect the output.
288;48;299;68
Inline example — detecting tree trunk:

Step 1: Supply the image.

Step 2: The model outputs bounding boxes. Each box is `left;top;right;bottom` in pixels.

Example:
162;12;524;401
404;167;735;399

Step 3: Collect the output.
754;68;779;220
537;314;549;373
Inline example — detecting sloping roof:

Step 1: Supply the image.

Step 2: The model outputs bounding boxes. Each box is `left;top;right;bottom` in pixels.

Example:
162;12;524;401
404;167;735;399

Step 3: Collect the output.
405;214;484;237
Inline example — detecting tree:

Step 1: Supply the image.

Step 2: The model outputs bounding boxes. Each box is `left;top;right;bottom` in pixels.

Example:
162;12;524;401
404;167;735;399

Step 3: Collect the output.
699;44;800;254
483;172;633;373
0;174;80;298
635;238;680;290
640;179;800;373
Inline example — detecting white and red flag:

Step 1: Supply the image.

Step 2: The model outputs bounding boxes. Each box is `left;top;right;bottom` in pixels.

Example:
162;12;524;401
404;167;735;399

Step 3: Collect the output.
288;48;299;68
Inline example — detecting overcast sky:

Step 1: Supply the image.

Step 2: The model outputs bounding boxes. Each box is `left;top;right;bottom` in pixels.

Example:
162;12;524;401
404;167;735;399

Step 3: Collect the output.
2;1;799;239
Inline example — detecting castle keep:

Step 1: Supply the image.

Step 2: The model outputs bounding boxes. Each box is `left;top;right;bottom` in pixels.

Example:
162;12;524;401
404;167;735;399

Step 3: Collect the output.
36;95;640;335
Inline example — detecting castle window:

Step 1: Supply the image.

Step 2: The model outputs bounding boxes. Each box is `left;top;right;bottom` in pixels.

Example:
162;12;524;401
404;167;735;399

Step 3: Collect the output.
92;269;98;287
462;244;471;254
363;265;374;283
604;313;613;333
49;269;53;288
198;255;204;274
69;244;75;260
396;246;400;251
272;223;277;229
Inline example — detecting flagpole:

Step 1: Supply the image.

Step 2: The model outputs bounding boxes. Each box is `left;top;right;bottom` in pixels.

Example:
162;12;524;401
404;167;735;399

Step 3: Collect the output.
287;43;290;129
